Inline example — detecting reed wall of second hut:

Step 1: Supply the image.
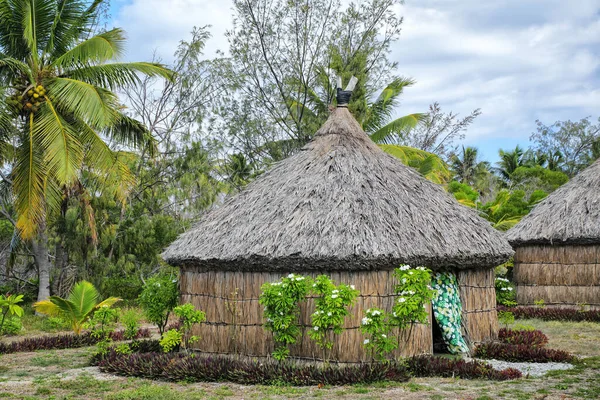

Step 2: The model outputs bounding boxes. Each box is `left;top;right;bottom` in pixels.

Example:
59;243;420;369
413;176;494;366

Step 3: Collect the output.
514;245;600;308
180;267;498;362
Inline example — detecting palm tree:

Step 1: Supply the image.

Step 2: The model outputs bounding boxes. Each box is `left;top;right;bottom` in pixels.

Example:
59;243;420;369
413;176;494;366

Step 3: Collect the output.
0;0;172;301
496;145;526;182
34;280;119;334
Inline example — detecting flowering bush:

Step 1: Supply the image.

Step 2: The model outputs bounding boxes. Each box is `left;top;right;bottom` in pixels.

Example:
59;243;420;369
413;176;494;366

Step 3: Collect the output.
495;276;516;306
361;265;435;360
391;266;435;329
360;308;397;360
259;273;311;360
309;275;359;359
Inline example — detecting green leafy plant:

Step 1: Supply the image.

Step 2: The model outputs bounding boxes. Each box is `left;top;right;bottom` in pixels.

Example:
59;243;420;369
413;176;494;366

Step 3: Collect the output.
121;309;142;340
534;299;546;308
0;294;24;335
115;343;133;355
172;303;206;350
87;307;119;339
33;281;120;334
138;275;179;334
309;275;358;361
360;265;435;360
259;273;311;360
390;266;435;329
495;277;516;306
498;311;515;329
360;308;397;361
160;329;183;353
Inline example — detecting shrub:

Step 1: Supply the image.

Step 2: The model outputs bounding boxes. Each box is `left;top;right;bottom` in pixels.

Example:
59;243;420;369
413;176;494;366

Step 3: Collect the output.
0;316;22;335
34;281;120;334
474;342;574;363
0;328;151;355
497;311;515;328
138;275;179;334
309;275;358;361
120;309;142;341
159;329;182;353
0;294;24;335
97;351;522;384
98;351;410;385
172;304;205;350
406;355;522;380
495;276;516;306
259;273;311;360
498;328;548;347
498;306;600;322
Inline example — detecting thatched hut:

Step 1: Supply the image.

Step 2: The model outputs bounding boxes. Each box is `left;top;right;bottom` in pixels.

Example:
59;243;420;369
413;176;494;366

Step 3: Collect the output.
163;89;513;362
506;159;600;308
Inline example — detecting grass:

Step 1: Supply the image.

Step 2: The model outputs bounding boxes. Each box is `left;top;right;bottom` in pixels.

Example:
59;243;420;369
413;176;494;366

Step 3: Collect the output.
0;319;597;399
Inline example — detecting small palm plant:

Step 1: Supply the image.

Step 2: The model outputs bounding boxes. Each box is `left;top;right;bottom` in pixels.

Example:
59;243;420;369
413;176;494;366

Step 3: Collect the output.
33;281;120;334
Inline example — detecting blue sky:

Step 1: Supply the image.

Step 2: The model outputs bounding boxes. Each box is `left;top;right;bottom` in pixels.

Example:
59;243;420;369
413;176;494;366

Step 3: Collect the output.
108;0;600;163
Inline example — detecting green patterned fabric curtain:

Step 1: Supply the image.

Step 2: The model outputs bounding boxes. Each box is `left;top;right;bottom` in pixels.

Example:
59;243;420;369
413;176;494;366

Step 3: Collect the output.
431;272;469;354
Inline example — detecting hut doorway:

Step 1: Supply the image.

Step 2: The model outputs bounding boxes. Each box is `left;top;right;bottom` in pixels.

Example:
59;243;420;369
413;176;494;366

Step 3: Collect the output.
432;317;449;354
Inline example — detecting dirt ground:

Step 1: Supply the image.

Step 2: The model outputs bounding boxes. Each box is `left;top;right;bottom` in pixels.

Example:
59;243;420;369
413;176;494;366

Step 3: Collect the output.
0;318;598;399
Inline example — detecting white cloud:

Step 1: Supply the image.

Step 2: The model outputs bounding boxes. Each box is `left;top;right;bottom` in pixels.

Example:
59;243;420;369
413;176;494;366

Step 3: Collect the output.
110;0;600;160
113;0;233;62
393;0;600;152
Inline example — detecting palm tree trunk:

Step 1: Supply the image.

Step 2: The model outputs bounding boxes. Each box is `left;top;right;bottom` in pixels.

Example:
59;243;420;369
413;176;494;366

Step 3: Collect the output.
32;227;51;302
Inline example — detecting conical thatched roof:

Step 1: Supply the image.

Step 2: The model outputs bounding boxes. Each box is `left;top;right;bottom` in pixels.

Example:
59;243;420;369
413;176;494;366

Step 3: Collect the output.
163;107;513;271
507;159;600;246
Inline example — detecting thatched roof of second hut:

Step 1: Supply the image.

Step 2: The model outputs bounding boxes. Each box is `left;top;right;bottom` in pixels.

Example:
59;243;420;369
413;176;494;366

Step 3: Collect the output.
507;159;600;246
163;108;513;271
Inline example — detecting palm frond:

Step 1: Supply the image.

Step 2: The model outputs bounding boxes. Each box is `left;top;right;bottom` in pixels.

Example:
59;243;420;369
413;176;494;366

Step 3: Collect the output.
22;0;55;64
63;62;174;91
34;100;83;184
369;113;424;144
363;77;416;134
45;0;95;56
105;114;157;156
0;54;34;82
379;144;450;184
51;28;126;69
32;299;60;316
45;77;119;129
67;280;99;319
0;0;28;59
13;113;46;238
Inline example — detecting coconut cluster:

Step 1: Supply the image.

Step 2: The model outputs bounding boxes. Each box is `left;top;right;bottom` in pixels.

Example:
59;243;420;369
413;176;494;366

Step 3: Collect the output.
6;84;47;115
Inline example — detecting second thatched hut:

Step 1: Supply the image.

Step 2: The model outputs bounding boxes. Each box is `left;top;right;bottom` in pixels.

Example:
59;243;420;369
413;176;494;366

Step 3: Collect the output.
506;159;600;308
163;90;513;362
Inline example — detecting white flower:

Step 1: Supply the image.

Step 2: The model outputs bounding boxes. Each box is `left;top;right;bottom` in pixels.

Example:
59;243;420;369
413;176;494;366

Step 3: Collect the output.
399;265;410;271
398;297;406;303
288;273;294;278
327;312;332;316
393;312;397;317
381;334;387;338
508;287;513;291
361;317;371;325
332;289;339;293
313;326;319;331
409;271;413;275
402;278;407;284
296;277;304;281
278;292;282;296
280;312;283;315
363;339;370;345
350;285;355;290
313;284;317;287
155;283;161;287
331;294;338;299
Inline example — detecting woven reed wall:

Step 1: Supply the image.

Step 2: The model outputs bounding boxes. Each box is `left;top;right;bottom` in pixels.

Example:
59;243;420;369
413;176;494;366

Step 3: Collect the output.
514;245;600;307
458;268;498;343
180;267;498;361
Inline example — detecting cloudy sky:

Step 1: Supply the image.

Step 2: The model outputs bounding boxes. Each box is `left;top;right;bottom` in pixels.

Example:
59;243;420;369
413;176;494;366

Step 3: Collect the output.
109;0;600;162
